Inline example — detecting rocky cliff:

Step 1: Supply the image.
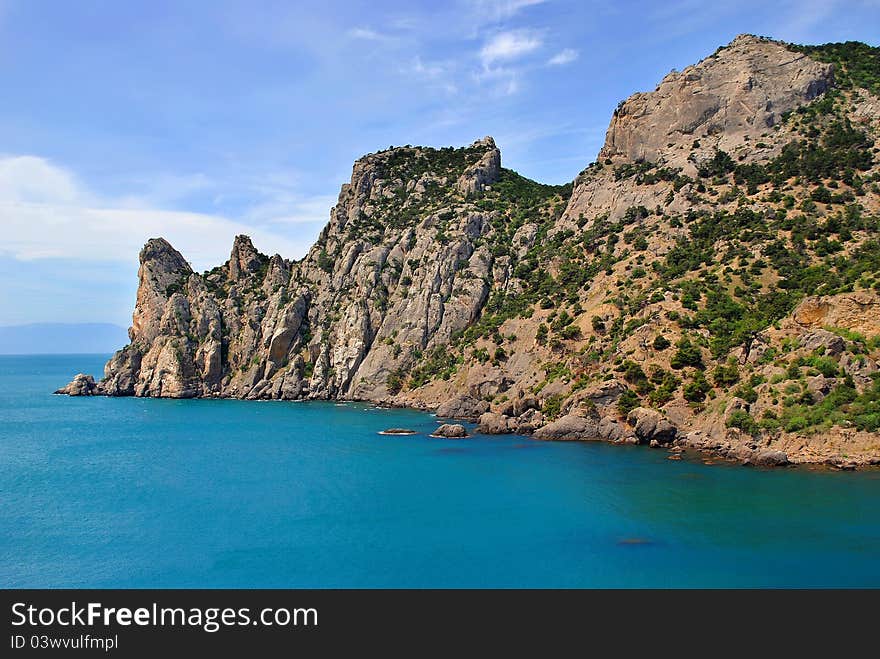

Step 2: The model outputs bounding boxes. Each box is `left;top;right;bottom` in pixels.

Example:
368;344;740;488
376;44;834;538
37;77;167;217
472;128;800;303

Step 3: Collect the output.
61;35;880;468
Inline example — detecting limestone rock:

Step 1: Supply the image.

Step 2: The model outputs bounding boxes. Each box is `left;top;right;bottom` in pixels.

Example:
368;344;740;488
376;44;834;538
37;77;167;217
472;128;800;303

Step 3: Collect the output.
432;423;468;438
457;137;501;196
567;379;626;412
55;374;97;396
793;291;880;337
512;408;544;434
806;375;836;402
799;330;846;356
751;450;790;467
627;407;678;445
600;35;833;169
497;393;538;418
598;416;631;441
436;395;490;421
52;35;880;470
478;412;512;434
533;414;600;441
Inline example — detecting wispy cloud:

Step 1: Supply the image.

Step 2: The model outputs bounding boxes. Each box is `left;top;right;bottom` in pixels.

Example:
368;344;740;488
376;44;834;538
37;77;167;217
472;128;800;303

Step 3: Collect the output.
480;29;543;66
0;155;86;205
547;48;578;66
409;56;449;80
0;155;318;269
468;0;549;25
473;65;523;96
347;26;392;41
402;57;459;94
775;0;851;42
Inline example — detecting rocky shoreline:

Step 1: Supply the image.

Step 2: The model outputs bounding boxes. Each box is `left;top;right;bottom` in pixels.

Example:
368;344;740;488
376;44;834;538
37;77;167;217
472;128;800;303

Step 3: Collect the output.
429;393;879;470
55;379;879;470
54;35;880;473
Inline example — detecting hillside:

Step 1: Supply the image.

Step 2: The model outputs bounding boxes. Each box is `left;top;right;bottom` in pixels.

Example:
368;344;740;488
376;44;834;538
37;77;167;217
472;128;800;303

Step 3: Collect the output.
59;35;880;468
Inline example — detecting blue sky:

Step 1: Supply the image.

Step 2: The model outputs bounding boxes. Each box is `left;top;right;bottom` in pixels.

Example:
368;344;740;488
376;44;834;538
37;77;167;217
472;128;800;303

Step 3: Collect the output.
1;0;878;326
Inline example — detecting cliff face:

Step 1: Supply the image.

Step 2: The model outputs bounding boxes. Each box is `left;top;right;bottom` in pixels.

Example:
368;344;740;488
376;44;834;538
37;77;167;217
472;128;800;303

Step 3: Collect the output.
65;35;880;468
93;137;506;402
600;35;833;169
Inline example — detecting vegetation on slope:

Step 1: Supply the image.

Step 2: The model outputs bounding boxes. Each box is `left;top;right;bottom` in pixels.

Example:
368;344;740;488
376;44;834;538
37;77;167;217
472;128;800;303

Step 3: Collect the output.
397;42;880;438
789;41;880;96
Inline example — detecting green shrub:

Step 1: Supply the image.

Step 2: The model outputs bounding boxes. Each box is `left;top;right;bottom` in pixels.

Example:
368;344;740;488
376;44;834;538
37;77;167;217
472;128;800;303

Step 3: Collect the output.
726;410;759;434
712;360;740;387
733;383;759;404
671;336;703;369
683;371;711;402
617;390;640;416
317;249;334;273
542;394;565;420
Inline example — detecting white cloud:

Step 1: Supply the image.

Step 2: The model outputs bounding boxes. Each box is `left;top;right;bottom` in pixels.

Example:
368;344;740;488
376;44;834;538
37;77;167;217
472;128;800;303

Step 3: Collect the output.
0;155;319;270
475;66;523;96
403;57;459;94
548;48;578;66
0;155;87;205
468;0;548;24
248;194;338;226
347;27;390;41
480;29;543;66
409;56;448;80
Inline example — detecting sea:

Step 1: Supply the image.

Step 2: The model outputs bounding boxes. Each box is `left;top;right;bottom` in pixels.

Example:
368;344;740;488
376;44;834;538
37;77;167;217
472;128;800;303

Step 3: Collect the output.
2;354;879;588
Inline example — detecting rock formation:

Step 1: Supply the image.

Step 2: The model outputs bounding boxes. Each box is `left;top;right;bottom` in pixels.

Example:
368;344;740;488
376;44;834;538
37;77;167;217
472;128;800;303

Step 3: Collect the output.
600;35;833;170
431;423;468;438
54;374;97;396
59;35;880;468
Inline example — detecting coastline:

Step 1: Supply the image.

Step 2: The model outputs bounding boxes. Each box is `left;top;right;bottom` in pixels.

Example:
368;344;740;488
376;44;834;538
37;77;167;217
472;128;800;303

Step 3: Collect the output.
53;385;880;471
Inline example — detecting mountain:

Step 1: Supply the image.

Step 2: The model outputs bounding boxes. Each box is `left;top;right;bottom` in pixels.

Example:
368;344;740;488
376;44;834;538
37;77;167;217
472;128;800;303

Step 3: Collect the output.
0;323;129;355
59;35;880;468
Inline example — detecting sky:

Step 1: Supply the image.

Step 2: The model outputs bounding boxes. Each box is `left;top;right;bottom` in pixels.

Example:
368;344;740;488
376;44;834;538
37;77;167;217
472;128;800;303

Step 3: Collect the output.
0;0;878;326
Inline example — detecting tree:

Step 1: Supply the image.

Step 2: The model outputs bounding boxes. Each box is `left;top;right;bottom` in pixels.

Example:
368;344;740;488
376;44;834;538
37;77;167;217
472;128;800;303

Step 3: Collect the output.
670;336;703;369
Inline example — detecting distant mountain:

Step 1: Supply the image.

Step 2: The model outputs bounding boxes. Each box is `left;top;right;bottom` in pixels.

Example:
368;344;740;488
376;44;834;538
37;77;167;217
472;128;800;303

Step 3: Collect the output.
0;323;128;354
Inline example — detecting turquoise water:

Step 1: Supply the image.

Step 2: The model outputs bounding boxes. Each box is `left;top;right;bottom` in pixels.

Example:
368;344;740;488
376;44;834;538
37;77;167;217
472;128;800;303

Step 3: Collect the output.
1;354;879;588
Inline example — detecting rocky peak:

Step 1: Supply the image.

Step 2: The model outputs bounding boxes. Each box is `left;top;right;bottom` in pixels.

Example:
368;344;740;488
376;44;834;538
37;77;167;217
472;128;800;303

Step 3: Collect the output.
599;33;834;169
139;237;191;277
228;234;265;280
457;136;501;196
132;238;192;343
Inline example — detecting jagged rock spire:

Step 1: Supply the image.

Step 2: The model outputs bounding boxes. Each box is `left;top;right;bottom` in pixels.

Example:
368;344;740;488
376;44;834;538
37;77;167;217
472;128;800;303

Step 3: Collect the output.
228;234;263;280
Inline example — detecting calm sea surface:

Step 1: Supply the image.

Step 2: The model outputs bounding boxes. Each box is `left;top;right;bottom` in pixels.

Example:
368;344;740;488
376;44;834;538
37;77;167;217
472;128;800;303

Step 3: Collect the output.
1;354;879;587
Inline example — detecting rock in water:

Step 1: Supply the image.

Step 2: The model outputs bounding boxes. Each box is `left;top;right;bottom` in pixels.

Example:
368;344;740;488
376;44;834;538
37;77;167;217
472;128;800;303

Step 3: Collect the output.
431;423;468;438
752;450;790;467
627;408;678;445
532;415;600;441
55;374;97;396
435;396;490;422
477;412;512;434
